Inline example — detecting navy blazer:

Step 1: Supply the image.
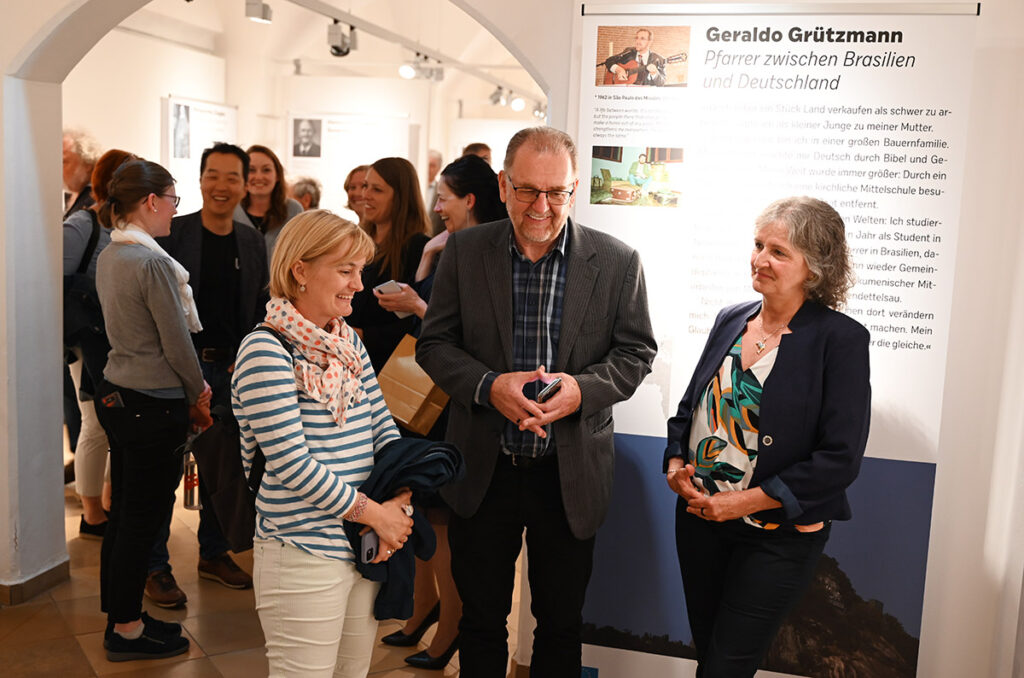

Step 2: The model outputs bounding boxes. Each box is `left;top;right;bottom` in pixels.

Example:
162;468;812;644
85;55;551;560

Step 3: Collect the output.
665;299;871;525
157;211;269;350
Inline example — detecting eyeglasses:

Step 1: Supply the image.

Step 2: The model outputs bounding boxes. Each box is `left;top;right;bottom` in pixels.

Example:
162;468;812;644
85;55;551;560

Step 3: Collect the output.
160;194;181;208
506;179;575;206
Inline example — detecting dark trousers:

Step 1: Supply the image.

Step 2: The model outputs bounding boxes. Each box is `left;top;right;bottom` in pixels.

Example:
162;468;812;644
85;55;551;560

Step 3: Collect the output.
449;455;595;678
675;500;829;678
95;380;188;623
148;359;232;572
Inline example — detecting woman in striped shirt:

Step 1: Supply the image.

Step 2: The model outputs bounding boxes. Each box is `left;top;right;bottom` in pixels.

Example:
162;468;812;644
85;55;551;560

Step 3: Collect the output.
231;210;414;677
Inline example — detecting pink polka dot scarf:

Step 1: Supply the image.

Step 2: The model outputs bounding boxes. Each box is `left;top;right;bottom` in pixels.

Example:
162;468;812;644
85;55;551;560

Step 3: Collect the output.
264;297;365;427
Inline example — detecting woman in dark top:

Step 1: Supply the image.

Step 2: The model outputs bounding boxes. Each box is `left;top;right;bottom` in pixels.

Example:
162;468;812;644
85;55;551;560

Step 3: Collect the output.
373;154;504;671
233;144;302;259
347;157;430;371
664;197;870;677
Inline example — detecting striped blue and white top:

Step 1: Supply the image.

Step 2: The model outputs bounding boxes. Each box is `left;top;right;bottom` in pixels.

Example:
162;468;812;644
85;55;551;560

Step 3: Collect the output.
231;328;400;562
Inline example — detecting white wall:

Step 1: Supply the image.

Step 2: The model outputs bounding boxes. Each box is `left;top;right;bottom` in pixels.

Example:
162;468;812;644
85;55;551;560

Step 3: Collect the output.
4;0;1024;675
62;28;226;163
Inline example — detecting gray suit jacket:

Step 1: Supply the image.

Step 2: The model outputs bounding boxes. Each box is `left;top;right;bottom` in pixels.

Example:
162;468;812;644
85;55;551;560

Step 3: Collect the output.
416;218;656;539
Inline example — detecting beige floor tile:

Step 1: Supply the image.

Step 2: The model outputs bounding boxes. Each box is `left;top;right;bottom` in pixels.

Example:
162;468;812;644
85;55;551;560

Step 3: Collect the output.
0;598;74;647
66;529;105;568
50;565;103;601
76;627;205;676
181;609;264;656
174;580;256;619
55;593;108;635
207;646;267;677
111;657;222;678
0;633;95;678
0;600;55;642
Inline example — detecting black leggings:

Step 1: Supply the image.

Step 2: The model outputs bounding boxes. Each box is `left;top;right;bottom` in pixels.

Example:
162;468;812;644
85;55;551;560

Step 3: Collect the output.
675;499;829;678
95;380;188;623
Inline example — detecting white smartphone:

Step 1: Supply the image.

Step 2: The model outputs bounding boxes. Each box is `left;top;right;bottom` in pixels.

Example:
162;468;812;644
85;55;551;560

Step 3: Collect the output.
373;280;413;319
361;530;379;563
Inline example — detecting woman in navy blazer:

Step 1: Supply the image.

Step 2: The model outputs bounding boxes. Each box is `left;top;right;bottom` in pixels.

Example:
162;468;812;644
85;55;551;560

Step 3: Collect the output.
665;197;870;677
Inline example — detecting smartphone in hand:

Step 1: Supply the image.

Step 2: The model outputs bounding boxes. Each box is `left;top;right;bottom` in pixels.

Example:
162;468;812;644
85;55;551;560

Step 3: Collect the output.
537;377;562;403
361;531;380;563
373;280;413;319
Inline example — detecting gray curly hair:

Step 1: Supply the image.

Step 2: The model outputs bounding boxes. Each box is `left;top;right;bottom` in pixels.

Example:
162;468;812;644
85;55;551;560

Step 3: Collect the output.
755;196;855;309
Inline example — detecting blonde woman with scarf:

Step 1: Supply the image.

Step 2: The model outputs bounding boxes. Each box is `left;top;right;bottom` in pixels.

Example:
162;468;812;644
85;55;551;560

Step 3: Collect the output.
231;210;414;677
94;160;211;662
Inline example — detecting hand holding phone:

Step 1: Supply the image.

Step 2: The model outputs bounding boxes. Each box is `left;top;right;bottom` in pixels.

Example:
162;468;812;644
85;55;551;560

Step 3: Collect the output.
537;377;562;403
373;280;413;319
361;530;379;564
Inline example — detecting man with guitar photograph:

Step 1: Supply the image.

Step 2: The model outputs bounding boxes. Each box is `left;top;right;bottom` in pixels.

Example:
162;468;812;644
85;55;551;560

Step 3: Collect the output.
604;28;667;86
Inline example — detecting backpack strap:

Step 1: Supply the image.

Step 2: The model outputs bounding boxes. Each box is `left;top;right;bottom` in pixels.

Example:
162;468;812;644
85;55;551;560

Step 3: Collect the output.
76;210;101;276
245;325;295;493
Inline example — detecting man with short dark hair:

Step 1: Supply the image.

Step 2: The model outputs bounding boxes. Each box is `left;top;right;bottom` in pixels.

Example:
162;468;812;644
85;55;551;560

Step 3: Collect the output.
604;28;667;86
144;143;269;608
418;126;657;675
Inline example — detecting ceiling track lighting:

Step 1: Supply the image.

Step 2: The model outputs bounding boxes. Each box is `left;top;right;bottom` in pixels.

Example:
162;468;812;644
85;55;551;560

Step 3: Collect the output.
245;0;272;24
328;20;355;57
398;53;444;81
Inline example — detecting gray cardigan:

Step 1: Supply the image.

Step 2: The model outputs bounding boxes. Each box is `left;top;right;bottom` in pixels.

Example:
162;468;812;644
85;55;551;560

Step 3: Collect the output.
96;241;205;403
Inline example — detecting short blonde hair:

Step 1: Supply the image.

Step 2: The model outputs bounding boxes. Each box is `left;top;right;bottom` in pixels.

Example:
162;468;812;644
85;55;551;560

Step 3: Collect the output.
269;210;374;299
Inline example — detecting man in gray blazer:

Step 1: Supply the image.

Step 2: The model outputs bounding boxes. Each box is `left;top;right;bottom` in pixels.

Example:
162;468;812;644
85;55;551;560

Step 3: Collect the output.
417;127;656;675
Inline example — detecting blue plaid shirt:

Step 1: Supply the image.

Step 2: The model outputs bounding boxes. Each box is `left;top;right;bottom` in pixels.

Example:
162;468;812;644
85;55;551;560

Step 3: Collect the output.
476;226;569;458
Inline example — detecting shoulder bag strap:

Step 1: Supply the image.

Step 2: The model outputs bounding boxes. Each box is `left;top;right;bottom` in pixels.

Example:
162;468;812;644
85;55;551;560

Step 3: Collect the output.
246;325;296;492
76;210;101;276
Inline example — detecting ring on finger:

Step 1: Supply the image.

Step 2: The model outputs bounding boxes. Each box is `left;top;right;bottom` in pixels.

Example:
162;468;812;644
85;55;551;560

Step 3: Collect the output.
387;549;394;555
402;504;414;517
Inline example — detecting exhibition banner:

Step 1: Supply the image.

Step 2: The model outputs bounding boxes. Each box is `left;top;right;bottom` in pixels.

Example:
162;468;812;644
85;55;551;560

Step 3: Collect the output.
576;4;977;676
161;96;238;214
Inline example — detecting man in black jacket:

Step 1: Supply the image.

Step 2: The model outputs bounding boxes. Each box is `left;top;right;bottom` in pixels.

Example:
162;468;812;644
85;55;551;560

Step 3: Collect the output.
145;143;269;607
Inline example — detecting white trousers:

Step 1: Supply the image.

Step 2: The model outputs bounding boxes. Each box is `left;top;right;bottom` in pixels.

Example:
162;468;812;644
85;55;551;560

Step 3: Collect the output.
254;538;381;678
68;349;110;497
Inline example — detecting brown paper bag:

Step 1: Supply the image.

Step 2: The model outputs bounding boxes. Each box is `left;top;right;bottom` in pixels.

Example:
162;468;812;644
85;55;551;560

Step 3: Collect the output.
377;335;449;435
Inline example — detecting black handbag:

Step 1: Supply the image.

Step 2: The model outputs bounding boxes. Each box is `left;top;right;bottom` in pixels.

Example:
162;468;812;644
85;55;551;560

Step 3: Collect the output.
63;210;105;349
188;326;291;553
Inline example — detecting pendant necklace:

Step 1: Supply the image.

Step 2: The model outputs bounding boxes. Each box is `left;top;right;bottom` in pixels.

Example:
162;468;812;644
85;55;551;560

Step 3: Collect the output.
755;315;787;354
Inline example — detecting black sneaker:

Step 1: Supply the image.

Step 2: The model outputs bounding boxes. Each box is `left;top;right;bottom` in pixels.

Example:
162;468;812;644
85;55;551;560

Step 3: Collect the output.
104;613;183;650
105;629;189;662
141;611;182;637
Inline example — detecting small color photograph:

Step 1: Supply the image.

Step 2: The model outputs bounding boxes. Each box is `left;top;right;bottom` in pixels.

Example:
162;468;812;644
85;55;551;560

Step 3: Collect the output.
590;145;683;207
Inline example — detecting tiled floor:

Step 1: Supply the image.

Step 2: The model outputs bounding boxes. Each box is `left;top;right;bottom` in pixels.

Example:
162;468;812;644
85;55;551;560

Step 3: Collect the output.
0;462;522;678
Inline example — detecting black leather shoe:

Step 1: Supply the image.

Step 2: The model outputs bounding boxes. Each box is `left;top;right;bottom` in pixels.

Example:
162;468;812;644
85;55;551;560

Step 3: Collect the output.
404;635;459;671
381;602;440;647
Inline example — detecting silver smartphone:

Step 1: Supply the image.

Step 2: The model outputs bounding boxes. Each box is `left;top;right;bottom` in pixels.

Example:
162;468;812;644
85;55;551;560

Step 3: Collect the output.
373;280;413;318
537;377;563;403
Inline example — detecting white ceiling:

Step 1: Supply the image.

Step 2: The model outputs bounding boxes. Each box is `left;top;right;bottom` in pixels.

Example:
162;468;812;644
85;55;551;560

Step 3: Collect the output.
125;0;545;115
